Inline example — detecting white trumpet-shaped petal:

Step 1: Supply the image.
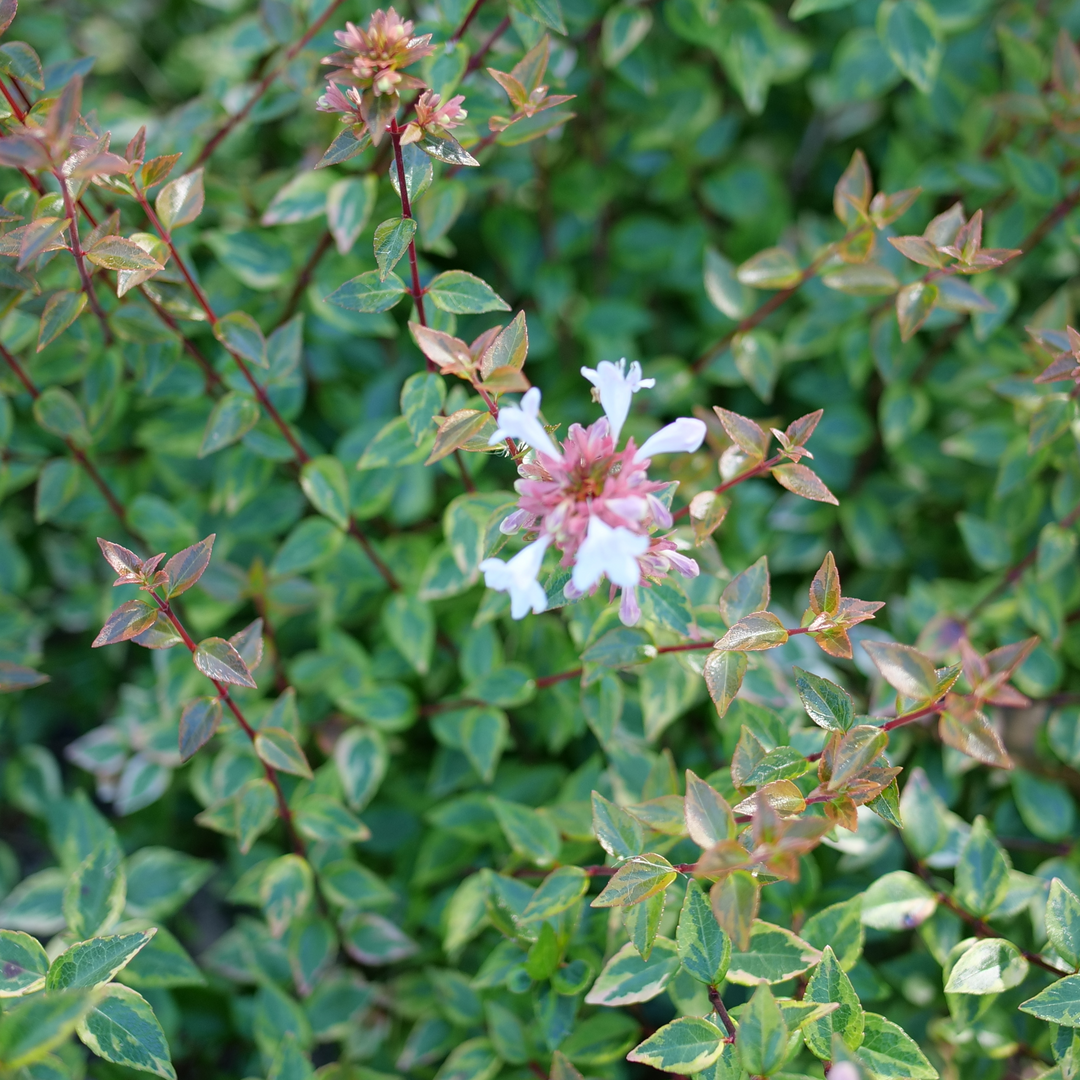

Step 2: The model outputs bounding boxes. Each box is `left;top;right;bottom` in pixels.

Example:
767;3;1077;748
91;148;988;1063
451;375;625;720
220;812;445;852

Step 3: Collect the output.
488;387;562;460
571;516;649;593
479;534;551;619
580;358;655;444
634;417;707;462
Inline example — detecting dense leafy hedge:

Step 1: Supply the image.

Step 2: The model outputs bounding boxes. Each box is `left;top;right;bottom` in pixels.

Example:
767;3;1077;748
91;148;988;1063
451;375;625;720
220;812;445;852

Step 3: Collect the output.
2;0;1080;1078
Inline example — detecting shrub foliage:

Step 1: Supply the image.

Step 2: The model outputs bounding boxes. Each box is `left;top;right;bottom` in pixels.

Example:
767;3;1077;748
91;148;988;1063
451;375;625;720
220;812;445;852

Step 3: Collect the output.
1;0;1080;1078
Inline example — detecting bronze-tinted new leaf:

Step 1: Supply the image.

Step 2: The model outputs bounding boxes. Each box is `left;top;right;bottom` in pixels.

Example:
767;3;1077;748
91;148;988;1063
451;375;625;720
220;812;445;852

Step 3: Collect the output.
163;535;215;598
770;464;838;505
92;600;158;647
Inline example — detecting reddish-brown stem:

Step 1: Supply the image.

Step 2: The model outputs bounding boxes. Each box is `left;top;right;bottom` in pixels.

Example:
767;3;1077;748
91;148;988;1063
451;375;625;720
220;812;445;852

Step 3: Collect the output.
154;594;306;857
55;171;113;345
708;986;737;1042
913;862;1067;977
533;640;715;690
966;502;1080;622
464;15;511;75
806;700;946;763
134;185;400;591
0;78;23;118
194;0;349;167
0;341;138;540
693;250;833;373
388;119;429;337
278;229;333;329
672;455;784;522
450;0;488;43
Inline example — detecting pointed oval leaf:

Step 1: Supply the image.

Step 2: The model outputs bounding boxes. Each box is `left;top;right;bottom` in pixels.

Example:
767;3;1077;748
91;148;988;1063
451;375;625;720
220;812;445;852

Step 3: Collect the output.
193;637;256;688
163;535;215;598
325;269;407;312
92;600;158;648
37;290;87;352
254;727;314;780
427;270;510;314
0;930;49;997
155;169;204;232
178;697;222;761
76;984;176;1080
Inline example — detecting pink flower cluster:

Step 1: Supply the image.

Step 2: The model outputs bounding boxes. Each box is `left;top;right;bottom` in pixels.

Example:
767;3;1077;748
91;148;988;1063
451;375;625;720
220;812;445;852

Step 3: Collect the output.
479;361;706;625
322;9;435;96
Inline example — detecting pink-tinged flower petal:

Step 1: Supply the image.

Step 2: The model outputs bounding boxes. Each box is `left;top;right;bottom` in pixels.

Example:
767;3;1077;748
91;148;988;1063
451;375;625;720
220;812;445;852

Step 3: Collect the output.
619;587;641;626
572;517;649;592
580;358;655;444
646;493;673;530
665;550;700;578
499;508;536;535
479;534;550;619
634;417;707;462
604;496;648;526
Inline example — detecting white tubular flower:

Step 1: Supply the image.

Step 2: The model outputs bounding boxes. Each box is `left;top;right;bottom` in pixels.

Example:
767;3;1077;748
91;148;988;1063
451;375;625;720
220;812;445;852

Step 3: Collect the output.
572;516;649;592
634;417;707;462
580;358;655;444
479;534;551;619
488;387;562;460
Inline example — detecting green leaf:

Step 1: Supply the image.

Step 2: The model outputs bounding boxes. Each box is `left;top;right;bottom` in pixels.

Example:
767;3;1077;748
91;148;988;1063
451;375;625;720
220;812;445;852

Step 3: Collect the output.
333;726;387;810
193;637;256;688
479;311;529;379
733;329;782;403
591;791;645;859
896;280;939;341
401;372;447;445
213;311;267;367
117;925;205;990
0;929;49;997
0;989;100;1069
0;869;67;936
803;946;864;1059
64;836;126;938
316;125;372;169
426;270;510;315
86;235;163;272
0;41;43;89
677;881;731;985
726;921;820;985
260;172;331;225
954;817;1011;917
297;455;350;530
342;912;418;966
490;797;561;866
76;984;176;1079
601;4;653;67
627;1015;725;1072
162;535;214;598
254;727;313;780
1012;769;1076;842
704;245;757;319
33;386;91;447
358;414;431;470
737;246;802;288
703;649;748;718
155;169;204;232
802;897;864;971
271;517;344;576
508;0;567;33
945;937;1029;994
856;1012;938;1078
432;1037;501;1080
381;592;434;675
327;174;377;253
233;777;277;854
388;142;434;203
585;937;679;1006
326;270;408;313
178;696;222;761
861;639;938;700
684;770;735;848
47;931;154;991
738;984;790;1076
37;291;88;353
860;870;938;930
591;855;676;908
582;626;657;668
794;668;855;730
521;866;589;923
260;855;314;938
877;0;942;93
1048;878;1080;970
1020;975;1080;1027
199;391;260;457
373;216;417;281
624;889;666;960
714;610;789;651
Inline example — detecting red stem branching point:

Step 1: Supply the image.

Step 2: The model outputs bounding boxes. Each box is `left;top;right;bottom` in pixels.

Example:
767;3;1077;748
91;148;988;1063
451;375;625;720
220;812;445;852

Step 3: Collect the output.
152;593;306;857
